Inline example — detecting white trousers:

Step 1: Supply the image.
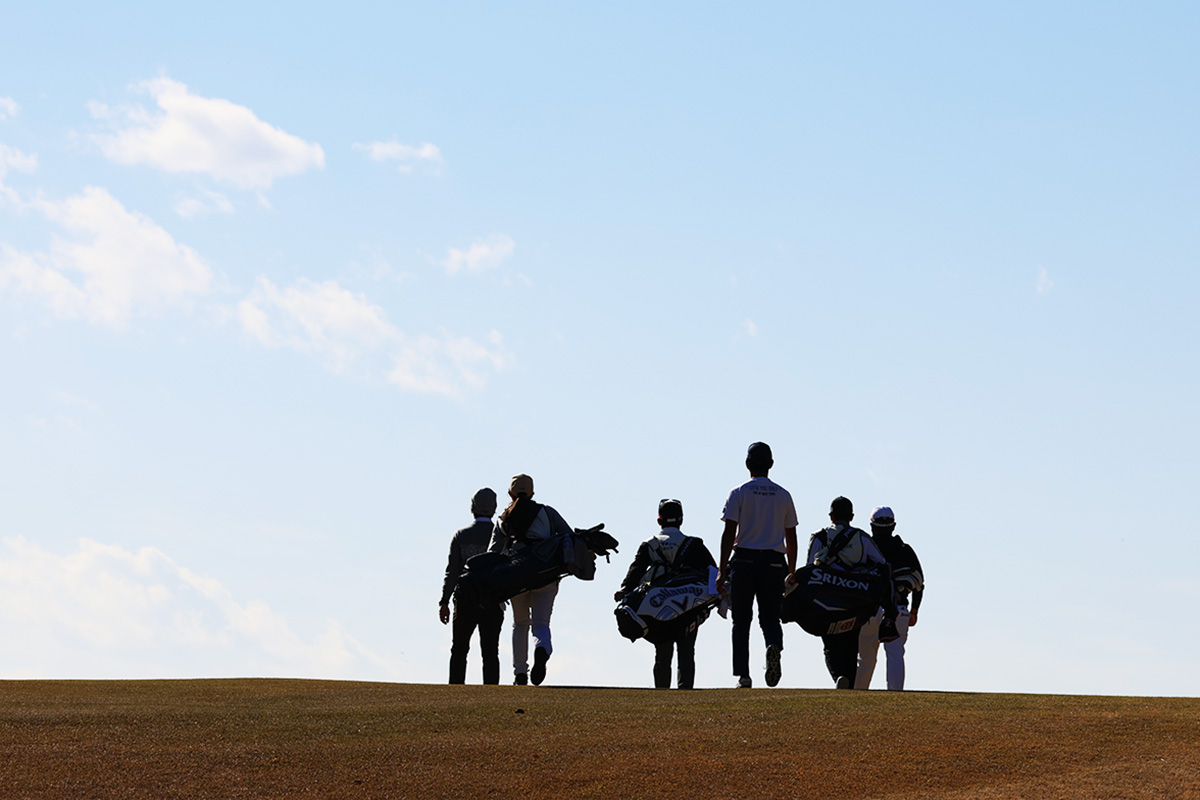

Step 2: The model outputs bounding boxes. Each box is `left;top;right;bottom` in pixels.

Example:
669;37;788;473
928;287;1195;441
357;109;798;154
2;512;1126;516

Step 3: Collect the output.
855;606;911;691
510;580;559;674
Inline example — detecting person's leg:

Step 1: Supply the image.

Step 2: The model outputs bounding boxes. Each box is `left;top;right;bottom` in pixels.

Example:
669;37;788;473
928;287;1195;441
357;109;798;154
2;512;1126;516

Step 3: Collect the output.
754;552;786;686
855;610;883;690
478;602;505;685
529;580;559;685
728;555;755;680
676;624;698;689
510;591;532;679
652;639;673;689
884;607;910;691
448;598;477;684
754;552;786;651
822;629;859;687
529;580;558;656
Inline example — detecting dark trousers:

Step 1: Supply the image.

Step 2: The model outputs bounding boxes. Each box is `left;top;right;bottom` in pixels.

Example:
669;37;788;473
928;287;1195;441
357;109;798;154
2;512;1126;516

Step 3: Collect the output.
821;628;859;686
652;622;699;689
729;548;786;677
449;595;504;685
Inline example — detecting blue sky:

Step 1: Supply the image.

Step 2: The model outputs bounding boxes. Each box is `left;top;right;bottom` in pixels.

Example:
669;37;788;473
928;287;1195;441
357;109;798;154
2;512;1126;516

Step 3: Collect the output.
2;3;1197;694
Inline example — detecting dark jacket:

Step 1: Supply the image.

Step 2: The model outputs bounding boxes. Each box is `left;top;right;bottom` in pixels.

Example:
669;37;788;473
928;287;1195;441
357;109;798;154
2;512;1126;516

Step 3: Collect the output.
620;528;716;595
440;518;497;605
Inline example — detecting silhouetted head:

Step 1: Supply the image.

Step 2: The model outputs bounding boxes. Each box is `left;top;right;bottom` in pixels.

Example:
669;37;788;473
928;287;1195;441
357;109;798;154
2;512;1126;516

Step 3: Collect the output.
746;442;773;475
829;496;854;523
508;473;534;499
658;498;683;528
870;505;895;535
471;487;498;518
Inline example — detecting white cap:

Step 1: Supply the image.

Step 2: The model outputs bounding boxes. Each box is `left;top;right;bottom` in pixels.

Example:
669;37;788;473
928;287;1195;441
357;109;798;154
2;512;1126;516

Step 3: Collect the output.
870;506;896;526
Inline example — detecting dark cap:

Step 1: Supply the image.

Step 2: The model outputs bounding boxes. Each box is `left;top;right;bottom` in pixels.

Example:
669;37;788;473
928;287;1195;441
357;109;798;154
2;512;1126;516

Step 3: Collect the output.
830;496;854;520
746;442;773;466
658;498;683;524
471;487;497;517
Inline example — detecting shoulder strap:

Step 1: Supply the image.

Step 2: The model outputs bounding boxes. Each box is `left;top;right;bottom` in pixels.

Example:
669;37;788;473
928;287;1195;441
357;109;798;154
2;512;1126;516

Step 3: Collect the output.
825;525;858;559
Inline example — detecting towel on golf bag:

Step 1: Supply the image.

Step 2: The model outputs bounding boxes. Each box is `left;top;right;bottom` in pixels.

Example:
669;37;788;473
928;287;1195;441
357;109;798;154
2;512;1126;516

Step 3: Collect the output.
615;569;719;644
460;524;618;607
780;562;891;637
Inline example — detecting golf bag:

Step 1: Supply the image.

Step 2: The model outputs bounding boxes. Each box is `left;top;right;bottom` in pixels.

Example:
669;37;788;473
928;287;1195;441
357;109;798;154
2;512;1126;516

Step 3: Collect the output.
460;524;618;608
615;569;719;644
780;561;892;637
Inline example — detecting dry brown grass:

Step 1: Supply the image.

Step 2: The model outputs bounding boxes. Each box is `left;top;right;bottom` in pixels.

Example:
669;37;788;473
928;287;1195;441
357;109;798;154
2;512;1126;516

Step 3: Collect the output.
1;679;1197;799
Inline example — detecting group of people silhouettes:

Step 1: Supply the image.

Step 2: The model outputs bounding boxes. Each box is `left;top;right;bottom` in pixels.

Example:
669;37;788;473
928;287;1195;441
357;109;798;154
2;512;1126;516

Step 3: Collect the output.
439;442;924;690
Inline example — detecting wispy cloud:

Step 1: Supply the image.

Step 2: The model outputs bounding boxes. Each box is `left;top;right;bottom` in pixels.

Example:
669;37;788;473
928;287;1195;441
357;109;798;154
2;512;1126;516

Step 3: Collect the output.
390;330;509;397
0;141;38;206
173;189;235;219
239;277;508;397
88;77;325;191
742;320;758;337
239;277;400;374
0;186;212;326
1037;266;1055;296
0;537;392;679
442;234;515;276
0;185;212;326
0;97;18;121
354;139;442;173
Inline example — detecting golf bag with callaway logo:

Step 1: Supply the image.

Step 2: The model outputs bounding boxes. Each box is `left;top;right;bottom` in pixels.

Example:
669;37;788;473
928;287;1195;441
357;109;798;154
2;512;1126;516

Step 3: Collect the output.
615;568;720;644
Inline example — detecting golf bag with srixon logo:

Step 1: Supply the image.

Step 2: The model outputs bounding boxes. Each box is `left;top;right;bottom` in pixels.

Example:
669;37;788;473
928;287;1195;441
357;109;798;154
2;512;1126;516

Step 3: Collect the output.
780;526;894;637
460;523;618;608
615;568;720;644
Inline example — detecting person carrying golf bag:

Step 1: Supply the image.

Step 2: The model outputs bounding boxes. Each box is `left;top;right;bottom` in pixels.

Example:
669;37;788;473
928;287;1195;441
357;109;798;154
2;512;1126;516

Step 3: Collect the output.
614;499;719;689
791;496;899;689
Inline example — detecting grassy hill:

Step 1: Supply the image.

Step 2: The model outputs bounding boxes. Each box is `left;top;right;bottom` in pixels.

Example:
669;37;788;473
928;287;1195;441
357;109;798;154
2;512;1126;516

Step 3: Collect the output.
2;679;1197;798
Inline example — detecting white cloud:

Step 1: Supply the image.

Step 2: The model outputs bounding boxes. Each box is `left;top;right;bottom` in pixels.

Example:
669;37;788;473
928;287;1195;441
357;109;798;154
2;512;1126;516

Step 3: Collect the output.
390;330;509;398
0;142;38;206
0;142;38;177
742;320;758;337
173;189;234;218
0;96;17;120
354;138;442;173
89;77;325;190
239;276;508;397
239;277;400;373
442;234;515;276
0;186;212;325
0;537;391;679
1037;266;1055;296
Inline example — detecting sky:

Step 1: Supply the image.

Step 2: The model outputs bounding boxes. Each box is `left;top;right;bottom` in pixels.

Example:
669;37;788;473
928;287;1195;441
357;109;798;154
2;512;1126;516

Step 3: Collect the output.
1;3;1197;696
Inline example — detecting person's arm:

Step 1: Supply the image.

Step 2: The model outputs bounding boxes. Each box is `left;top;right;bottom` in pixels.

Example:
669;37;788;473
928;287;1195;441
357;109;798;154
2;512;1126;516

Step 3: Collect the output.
546;505;573;537
806;531;823;566
784;526;797;577
439;534;461;624
615;542;652;600
909;587;923;625
487;522;506;554
716;519;738;593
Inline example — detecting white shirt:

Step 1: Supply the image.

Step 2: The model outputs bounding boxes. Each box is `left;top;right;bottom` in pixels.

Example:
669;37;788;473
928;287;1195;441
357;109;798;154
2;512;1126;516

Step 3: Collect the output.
721;476;798;552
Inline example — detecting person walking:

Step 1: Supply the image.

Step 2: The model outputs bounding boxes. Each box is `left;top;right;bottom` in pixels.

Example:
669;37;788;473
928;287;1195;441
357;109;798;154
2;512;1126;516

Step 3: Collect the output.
855;506;924;691
614;499;718;689
488;473;573;686
806;496;897;689
439;488;505;685
717;442;798;689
